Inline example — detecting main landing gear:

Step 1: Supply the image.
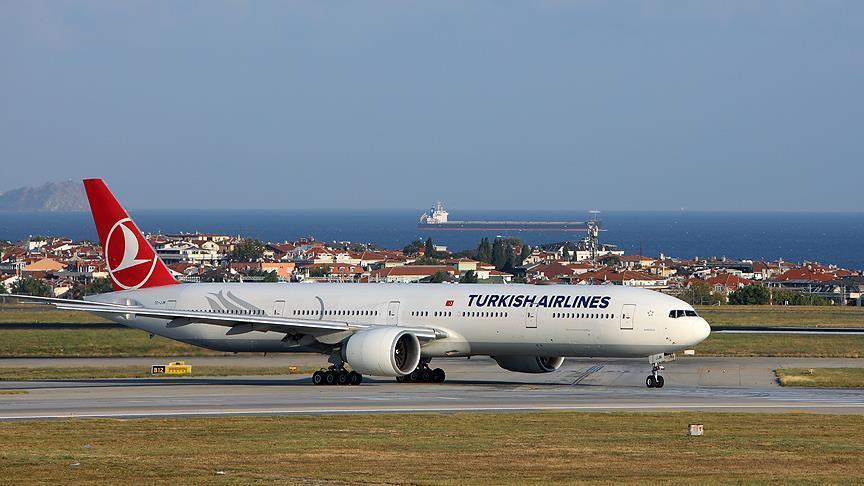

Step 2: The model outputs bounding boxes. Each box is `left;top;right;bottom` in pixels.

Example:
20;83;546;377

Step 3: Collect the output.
396;359;446;384
312;350;362;386
646;353;675;389
312;366;363;386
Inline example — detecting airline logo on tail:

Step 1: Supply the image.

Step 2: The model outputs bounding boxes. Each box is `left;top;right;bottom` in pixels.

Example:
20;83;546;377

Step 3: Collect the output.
104;217;158;289
83;178;178;291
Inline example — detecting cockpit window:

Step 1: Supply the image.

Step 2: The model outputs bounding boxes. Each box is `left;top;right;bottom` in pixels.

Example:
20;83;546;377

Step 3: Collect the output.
669;309;699;318
685;310;698;317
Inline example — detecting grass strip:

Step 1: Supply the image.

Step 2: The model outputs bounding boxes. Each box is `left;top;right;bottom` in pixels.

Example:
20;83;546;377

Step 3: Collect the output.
0;366;319;380
1;412;863;483
696;305;864;328
0;307;110;325
0;328;225;357
776;368;864;388
694;333;864;358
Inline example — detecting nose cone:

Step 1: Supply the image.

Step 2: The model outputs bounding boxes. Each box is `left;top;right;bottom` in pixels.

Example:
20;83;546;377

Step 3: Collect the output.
693;318;711;344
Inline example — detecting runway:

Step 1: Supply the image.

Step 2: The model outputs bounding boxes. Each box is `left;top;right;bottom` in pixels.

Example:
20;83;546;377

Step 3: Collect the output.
1;356;863;419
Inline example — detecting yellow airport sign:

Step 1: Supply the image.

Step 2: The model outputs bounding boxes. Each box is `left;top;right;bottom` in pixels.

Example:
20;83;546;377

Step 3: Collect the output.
151;361;192;375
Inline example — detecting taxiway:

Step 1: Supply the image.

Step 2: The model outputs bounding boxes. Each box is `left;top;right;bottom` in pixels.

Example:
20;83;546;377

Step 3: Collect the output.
1;356;862;420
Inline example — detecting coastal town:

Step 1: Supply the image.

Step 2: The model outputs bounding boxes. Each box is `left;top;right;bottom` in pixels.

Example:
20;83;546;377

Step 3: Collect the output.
1;232;862;307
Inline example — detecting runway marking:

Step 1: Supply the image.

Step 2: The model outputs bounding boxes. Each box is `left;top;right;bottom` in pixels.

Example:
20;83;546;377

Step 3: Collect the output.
2;403;863;421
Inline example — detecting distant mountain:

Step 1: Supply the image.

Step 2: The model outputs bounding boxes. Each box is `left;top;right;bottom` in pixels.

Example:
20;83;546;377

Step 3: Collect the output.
0;180;88;211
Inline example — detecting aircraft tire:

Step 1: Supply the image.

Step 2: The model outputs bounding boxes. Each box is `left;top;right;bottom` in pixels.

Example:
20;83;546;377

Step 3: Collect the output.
324;371;337;385
655;375;665;388
349;371;362;385
421;369;433;382
432;368;446;383
337;371;350;385
312;371;324;385
646;375;656;388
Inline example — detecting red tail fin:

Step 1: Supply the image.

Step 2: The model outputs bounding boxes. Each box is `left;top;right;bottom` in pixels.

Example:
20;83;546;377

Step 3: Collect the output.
83;179;178;291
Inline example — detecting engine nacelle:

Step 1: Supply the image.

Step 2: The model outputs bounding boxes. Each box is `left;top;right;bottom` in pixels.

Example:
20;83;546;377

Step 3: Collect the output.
493;356;565;374
343;327;421;377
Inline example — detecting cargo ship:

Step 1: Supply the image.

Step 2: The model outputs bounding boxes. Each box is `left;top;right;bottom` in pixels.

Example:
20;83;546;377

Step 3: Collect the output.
418;201;594;232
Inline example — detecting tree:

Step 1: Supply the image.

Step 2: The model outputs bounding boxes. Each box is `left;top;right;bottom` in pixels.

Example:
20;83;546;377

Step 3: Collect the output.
411;255;441;266
772;289;831;306
490;239;516;272
728;285;770;305
230;239;264;262
599;254;620;267
403;240;424;256
679;281;722;306
84;277;114;295
308;264;331;278
491;239;505;270
200;267;229;283
424;238;435;258
518;244;531;266
427;271;450;283
11;277;52;297
459;270;478;283
476;238;492;263
241;269;279;283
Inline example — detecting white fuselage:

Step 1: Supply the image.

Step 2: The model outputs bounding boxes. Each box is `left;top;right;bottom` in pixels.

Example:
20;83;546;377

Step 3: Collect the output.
88;283;711;359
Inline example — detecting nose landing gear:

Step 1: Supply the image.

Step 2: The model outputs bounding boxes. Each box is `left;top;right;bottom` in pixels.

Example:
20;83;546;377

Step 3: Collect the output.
646;353;674;389
646;364;665;388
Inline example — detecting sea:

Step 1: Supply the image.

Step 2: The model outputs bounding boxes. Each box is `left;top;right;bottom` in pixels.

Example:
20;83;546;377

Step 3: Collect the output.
1;210;863;270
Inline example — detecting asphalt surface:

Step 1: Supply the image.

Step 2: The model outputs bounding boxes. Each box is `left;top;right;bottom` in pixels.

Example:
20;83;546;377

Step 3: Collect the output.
1;356;863;419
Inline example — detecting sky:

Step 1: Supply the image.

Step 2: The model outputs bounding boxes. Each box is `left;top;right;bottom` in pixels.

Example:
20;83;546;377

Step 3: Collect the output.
1;1;862;211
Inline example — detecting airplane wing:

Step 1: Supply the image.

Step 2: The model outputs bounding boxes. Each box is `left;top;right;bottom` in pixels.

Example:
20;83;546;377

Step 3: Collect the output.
2;294;441;339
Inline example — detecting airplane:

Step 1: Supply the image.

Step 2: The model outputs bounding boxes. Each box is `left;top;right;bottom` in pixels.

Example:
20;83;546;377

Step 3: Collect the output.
4;178;711;388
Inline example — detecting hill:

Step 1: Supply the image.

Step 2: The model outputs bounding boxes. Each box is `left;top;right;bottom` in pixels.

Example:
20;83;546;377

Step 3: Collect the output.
0;180;87;211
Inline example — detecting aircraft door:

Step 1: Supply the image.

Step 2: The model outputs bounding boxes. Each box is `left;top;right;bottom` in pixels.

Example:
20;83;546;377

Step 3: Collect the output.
525;309;538;328
387;301;400;325
165;300;176;310
272;300;286;317
620;304;635;330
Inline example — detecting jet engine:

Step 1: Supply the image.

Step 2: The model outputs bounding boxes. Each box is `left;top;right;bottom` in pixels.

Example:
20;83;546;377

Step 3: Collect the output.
493;356;565;373
343;327;421;376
